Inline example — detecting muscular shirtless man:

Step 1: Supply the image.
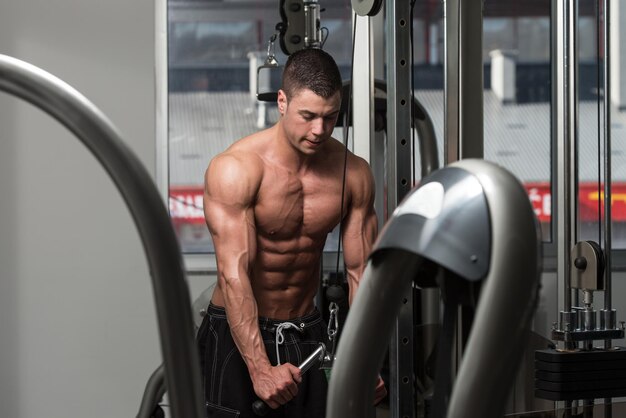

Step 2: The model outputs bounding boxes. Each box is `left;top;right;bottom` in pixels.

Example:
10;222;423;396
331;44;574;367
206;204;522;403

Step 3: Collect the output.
197;48;386;418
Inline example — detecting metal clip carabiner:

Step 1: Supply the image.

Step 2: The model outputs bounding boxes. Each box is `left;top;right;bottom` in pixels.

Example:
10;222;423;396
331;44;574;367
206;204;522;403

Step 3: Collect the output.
265;33;279;67
327;301;339;340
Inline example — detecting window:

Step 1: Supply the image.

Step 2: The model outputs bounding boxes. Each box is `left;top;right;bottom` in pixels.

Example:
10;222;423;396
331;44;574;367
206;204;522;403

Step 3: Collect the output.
160;0;625;266
482;3;553;242
161;0;354;257
575;2;626;251
410;1;554;243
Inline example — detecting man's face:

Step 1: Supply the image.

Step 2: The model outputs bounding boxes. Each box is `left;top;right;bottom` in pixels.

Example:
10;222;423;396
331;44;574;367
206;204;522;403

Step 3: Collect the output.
277;88;341;155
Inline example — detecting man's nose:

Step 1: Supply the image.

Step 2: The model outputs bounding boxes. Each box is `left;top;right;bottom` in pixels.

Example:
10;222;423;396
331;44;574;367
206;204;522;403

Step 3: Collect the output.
311;118;325;136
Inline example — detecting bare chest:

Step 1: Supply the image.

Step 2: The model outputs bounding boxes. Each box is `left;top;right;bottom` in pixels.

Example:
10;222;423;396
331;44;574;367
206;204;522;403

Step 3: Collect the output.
254;171;345;241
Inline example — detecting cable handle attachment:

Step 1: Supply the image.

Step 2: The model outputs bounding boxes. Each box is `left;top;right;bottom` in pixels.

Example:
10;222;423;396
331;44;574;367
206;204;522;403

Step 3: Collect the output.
251;343;326;416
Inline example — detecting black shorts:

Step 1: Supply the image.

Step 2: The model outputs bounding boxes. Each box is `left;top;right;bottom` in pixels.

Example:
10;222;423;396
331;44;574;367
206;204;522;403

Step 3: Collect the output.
197;303;329;418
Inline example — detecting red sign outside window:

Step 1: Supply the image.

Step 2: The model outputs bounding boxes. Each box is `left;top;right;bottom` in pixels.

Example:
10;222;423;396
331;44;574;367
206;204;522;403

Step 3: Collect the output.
169;183;626;228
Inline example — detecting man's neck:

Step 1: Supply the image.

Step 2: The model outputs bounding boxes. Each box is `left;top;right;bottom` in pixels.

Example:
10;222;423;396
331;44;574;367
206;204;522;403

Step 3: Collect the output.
271;122;315;173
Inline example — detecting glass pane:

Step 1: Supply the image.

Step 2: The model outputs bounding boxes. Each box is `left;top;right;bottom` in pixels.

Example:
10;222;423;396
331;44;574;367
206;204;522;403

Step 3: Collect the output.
482;2;552;242
576;1;626;250
412;2;553;243
412;8;445;182
577;3;603;247
608;2;626;250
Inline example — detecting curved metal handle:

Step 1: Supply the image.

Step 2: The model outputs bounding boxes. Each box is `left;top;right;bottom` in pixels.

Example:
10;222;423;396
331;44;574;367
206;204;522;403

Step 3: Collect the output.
136;364;167;418
326;161;541;418
326;251;425;418
0;54;204;418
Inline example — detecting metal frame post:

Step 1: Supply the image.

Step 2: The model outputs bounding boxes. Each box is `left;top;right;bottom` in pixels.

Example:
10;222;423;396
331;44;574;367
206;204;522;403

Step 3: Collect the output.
352;14;374;163
554;0;579;331
443;0;484;392
444;0;484;164
603;0;613;322
386;0;415;417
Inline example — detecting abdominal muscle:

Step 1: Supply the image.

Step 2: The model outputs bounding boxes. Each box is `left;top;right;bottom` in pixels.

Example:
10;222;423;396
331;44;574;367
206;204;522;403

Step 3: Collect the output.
251;242;323;320
212;238;325;321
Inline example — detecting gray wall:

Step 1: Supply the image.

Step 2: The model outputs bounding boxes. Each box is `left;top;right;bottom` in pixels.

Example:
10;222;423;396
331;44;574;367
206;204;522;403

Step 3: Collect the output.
0;1;163;417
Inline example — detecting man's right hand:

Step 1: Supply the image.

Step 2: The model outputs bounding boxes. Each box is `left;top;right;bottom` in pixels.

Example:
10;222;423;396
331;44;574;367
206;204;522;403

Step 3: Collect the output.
252;363;302;409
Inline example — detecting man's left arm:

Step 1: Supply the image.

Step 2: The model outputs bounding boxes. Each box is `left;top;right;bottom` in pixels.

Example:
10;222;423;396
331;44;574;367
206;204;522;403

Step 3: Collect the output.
341;155;386;404
342;156;378;304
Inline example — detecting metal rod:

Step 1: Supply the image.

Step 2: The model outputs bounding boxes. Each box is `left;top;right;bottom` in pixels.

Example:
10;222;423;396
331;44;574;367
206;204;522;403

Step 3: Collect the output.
444;0;484;164
554;0;566;315
0;54;204;418
603;0;613;313
444;0;460;164
565;0;579;310
572;1;582;309
559;0;579;315
299;343;326;374
603;2;614;414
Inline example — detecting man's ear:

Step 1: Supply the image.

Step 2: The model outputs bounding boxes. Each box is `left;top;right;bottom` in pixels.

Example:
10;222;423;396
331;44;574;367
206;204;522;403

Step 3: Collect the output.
277;89;287;115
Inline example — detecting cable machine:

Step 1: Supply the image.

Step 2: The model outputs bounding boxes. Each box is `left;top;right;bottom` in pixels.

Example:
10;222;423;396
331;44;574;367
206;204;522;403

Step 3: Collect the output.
534;1;626;414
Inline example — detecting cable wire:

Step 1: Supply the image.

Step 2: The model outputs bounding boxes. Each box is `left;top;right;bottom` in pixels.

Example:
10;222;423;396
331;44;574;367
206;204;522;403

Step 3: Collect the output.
334;11;358;281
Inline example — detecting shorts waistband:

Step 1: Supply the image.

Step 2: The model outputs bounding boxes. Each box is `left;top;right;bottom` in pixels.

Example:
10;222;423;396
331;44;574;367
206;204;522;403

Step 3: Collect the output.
207;303;322;331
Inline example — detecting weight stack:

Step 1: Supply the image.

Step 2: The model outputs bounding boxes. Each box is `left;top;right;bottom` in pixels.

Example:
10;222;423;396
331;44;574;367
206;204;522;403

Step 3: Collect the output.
535;348;626;400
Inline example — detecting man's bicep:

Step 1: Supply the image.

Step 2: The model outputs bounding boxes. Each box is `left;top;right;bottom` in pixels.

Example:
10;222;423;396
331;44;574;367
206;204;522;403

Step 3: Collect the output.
344;159;378;247
203;155;258;272
341;159;378;285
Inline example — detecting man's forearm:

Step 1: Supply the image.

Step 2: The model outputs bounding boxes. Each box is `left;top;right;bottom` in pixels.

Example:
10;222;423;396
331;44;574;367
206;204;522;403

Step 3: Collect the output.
221;273;272;376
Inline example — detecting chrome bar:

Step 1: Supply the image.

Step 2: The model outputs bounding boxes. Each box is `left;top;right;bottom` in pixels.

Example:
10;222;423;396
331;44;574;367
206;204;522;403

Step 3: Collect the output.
568;0;580;313
444;0;460;163
556;0;578;316
444;0;484;164
603;0;613;315
155;0;169;204
0;54;204;418
554;0;566;316
352;14;374;163
299;343;326;374
603;17;614;418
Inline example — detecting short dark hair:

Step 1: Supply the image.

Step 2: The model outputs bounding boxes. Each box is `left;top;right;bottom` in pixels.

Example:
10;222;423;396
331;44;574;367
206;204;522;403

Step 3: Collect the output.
281;48;342;101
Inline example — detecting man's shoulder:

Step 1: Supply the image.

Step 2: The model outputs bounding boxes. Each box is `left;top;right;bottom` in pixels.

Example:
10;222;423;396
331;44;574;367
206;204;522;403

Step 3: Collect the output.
212;147;263;167
213;131;268;167
322;138;373;182
336;145;374;204
206;142;264;192
338;144;372;177
222;130;271;163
